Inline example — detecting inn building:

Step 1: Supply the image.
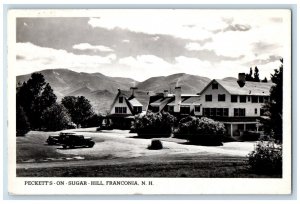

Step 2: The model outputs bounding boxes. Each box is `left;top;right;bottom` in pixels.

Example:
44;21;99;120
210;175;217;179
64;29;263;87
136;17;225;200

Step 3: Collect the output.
147;73;273;137
106;87;144;129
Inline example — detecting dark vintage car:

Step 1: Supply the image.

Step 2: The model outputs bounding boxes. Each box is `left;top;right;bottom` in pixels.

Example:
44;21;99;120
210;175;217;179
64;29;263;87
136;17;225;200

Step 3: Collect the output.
46;132;77;145
46;135;61;145
60;134;95;149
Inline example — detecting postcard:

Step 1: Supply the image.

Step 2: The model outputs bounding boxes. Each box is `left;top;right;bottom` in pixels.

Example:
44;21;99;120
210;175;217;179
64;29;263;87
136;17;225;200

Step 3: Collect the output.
7;9;292;195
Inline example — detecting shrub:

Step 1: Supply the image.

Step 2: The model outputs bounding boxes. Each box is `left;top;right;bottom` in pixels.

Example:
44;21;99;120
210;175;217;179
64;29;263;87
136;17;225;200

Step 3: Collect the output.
81;114;103;128
177;116;226;146
134;112;176;138
148;139;163;150
247;141;282;174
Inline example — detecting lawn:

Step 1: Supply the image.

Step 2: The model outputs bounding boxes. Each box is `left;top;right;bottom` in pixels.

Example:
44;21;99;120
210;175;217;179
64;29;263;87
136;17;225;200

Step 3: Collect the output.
16;128;281;178
16;157;281;178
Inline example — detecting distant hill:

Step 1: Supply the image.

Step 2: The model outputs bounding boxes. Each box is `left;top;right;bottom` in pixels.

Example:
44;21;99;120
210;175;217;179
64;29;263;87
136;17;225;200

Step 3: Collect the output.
222;77;237;81
17;69;139;114
16;69;213;114
137;73;211;94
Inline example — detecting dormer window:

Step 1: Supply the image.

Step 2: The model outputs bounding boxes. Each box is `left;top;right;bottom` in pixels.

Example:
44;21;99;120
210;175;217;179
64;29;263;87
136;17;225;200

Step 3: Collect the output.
119;97;123;103
212;83;218;89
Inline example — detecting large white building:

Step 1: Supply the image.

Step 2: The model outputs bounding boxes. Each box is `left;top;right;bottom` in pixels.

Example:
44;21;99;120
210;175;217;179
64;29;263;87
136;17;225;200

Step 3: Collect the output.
147;73;274;137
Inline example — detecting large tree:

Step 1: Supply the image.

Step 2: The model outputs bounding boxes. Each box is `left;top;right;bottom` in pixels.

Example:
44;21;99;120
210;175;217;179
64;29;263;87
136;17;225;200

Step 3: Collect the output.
16;105;30;136
261;59;283;141
41;103;72;131
61;96;94;127
17;73;57;129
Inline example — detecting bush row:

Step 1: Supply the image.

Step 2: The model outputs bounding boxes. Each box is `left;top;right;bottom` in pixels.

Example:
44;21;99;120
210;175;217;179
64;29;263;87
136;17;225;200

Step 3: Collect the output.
133;112;226;146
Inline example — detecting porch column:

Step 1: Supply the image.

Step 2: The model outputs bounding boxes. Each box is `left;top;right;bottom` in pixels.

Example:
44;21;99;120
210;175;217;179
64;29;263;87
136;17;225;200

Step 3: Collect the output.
230;123;233;137
244;123;246;131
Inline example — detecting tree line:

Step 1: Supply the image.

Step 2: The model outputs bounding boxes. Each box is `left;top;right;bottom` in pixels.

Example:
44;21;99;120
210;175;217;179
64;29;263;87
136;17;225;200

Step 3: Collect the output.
245;66;268;82
16;73;102;136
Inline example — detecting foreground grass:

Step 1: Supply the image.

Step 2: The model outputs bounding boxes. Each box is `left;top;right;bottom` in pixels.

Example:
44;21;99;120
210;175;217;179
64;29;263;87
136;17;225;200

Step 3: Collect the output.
17;159;281;178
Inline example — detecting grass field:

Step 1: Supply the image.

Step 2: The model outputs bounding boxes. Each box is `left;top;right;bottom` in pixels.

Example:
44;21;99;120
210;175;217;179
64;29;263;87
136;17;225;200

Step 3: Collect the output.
17;158;281;178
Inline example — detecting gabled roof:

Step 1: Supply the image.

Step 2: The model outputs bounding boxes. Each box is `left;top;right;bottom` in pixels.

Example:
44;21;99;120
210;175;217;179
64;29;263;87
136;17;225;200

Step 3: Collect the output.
150;97;174;106
167;95;200;106
199;79;274;96
128;98;143;107
109;89;144;115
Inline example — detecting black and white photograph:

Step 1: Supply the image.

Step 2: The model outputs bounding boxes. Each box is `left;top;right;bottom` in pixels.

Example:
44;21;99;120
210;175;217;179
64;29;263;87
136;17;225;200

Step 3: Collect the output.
8;9;292;195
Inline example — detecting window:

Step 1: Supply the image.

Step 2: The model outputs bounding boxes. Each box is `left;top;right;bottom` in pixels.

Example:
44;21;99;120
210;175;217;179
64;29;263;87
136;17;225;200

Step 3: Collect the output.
231;95;238;102
252;96;258;103
254;108;257;114
181;106;190;114
248;96;251;102
195;105;200;112
234;108;239;116
168;106;174;112
210;108;216;116
115;107;127;114
205;95;212;102
218;94;226;101
212;83;218;89
223;108;229;116
259;96;264;103
119;97;123;103
234;108;246;117
203;108;229;117
216;108;222;116
134;106;142;114
203;108;210;116
151;106;159;113
240;95;246;103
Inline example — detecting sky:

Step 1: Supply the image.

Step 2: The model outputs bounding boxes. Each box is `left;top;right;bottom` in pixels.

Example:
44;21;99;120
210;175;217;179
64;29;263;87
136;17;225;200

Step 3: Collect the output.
15;10;290;81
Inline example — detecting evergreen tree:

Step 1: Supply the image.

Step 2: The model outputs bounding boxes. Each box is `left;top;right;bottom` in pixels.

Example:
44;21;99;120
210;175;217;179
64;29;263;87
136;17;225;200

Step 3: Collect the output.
254;66;260;82
261;77;268;83
17;73;57;129
245;67;254;81
261;59;283;142
16;105;30;136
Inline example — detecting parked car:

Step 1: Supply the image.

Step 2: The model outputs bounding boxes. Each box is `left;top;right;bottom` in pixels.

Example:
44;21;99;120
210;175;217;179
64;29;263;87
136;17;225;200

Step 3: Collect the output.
46;132;77;145
60;134;95;149
46;135;61;145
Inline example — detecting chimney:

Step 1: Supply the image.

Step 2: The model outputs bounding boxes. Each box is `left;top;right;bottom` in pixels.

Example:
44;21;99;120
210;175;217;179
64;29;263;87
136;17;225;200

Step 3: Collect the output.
237;73;246;87
163;90;169;97
130;87;138;97
174;86;181;113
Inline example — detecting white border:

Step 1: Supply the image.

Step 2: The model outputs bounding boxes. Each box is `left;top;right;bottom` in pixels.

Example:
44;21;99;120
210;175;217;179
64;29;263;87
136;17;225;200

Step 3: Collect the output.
7;9;292;195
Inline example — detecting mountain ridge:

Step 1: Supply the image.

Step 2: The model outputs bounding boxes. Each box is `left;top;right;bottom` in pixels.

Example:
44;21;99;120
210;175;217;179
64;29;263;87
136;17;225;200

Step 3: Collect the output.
16;68;212;114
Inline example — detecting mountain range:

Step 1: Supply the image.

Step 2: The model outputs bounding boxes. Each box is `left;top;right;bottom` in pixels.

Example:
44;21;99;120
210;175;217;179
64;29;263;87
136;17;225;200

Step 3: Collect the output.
17;69;220;114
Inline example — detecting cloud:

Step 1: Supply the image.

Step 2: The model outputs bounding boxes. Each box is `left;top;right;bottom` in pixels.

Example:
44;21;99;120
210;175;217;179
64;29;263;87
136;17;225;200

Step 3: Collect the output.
269;17;283;23
252;41;281;54
223;24;251;32
87;10;224;40
244;55;282;66
16;42;116;76
72;43;114;52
